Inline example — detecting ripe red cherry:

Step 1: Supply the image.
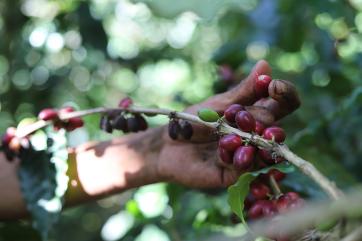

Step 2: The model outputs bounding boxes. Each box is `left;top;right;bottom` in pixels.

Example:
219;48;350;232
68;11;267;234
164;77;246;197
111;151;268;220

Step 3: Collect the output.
235;111;256;132
219;134;242;152
262;201;278;217
218;146;233;164
263;126;286;143
286;192;300;201
268;169;286;182
66;117;84;131
2;127;16;145
233;145;255;170
255;121;266;135
59;106;75;114
38;108;58;121
119;97;133;108
258;149;284;164
250;182;271;200
224;104;245;123
248;200;265;220
255;74;272;98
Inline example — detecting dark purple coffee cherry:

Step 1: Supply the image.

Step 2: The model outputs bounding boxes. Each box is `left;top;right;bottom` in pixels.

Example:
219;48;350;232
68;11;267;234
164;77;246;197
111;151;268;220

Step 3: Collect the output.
112;115;127;131
233;145;256;171
100;116;113;133
218;146;233;164
179;120;193;140
235;110;256;132
224;104;245;123
135;115;148;131
168;119;180;140
127;116;140;132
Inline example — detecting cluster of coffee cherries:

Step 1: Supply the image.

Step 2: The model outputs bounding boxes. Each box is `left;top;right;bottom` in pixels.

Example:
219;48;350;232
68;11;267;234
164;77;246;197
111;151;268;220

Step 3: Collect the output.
1;106;84;161
99;97;148;134
168;119;193;140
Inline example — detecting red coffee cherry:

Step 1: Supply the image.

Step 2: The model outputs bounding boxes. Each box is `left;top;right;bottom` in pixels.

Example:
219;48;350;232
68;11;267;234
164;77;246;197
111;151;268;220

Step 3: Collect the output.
179;120;193;140
38;108;58;121
268;169;286;182
224;104;245;123
276;195;290;212
66;117;84;131
255;121;266;135
8;137;21;153
235;111;256;132
119;97;133;108
258;149;284;164
233;145;255;170
59;106;75;114
250;182;271;200
2;127;16;146
262;200;278;217
263;126;286;143
248;200;265;220
218;146;233;164
255;74;272;98
244;194;256;210
219;134;242;152
285;192;300;201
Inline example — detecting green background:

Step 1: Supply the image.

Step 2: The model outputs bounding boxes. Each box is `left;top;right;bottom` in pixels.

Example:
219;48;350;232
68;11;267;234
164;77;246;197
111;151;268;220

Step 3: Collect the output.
1;0;362;240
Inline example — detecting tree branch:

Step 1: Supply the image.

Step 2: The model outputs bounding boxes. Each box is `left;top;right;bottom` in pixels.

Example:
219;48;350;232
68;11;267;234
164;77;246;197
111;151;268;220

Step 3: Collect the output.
14;105;343;200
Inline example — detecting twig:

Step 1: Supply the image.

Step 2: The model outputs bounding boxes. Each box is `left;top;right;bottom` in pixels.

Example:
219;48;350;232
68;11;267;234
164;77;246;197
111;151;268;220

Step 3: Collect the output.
341;226;362;241
13;106;342;200
269;176;282;197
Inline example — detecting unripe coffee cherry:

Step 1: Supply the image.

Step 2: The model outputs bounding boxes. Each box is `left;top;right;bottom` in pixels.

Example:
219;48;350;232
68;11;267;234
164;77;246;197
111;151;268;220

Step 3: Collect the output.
255;121;266;135
235;111;256;132
255;74;272;98
119;97;133;108
179;120;193;140
224;104;244;123
263;126;286;143
198;108;220;122
112;115;127;131
38;108;58;121
250;182;271;200
233;145;255;170
218;146;233;164
168;119;180;140
100;116;113;133
219;134;242;152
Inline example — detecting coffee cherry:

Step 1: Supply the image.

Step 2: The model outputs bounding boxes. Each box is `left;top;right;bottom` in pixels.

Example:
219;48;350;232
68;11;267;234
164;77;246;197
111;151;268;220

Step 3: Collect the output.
8;137;21;153
198;108;220;122
2;127;16;146
59;106;75;114
263;126;286;143
127;117;140;132
168;119;180;140
219;134;242;152
235;111;256;132
3;148;15;161
179;120;193;140
112;115;127;131
244;194;256;210
119;97;133;108
268;169;286;182
233;145;255;170
224;104;244;123
255;74;272;98
286;192;300;201
135;115;148;131
255;121;266;135
66;117;84;131
38;108;58;121
258;149;284;164
248;200;265;220
250;182;271;200
218;146;233;164
100;116;113;133
262;201;278;217
276;192;303;213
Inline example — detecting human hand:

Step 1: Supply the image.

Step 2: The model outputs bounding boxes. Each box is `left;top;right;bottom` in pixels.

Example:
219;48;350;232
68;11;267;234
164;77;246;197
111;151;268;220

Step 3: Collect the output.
157;60;300;188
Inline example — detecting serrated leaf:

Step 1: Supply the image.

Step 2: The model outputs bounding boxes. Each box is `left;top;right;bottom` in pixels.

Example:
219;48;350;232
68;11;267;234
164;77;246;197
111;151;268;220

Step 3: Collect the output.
197;108;220;122
227;163;295;223
18;127;69;241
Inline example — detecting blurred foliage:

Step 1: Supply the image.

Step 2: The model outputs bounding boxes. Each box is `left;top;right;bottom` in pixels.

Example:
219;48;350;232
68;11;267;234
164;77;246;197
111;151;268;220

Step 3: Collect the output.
1;0;362;240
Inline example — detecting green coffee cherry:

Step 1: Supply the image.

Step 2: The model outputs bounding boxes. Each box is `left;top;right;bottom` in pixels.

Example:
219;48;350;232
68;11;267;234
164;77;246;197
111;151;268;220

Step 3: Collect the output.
197;108;220;122
316;218;338;232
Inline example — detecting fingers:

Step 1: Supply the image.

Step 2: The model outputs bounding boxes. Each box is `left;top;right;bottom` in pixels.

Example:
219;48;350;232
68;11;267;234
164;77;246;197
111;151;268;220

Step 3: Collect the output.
253;79;301;121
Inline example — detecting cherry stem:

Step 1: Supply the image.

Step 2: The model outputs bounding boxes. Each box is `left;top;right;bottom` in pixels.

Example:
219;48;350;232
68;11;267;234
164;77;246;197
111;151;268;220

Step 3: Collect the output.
14;105;343;200
269;176;282;197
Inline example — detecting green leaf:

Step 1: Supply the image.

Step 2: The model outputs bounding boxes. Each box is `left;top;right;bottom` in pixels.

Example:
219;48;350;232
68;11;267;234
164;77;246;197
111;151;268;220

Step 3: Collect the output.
18;127;69;241
227;163;295;222
197;108;220;122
